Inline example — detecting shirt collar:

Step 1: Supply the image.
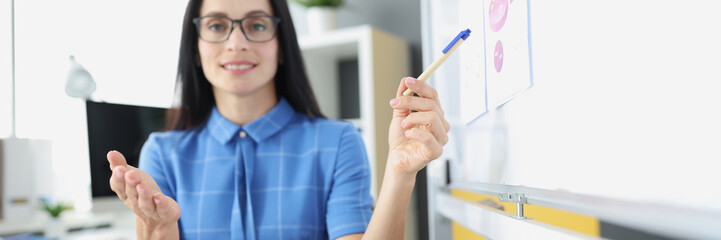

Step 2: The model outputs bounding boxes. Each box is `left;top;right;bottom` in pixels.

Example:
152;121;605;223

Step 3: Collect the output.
207;98;295;144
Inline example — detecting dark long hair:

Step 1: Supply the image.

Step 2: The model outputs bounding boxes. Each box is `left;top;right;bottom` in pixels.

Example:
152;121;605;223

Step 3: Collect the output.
166;0;324;130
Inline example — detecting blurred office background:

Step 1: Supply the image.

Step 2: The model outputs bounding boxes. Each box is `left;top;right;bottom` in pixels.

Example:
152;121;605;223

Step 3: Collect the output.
1;0;427;239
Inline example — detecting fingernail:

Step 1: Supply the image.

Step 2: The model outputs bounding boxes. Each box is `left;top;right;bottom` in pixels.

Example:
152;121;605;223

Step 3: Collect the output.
136;185;145;195
405;130;411;136
401;119;407;127
154;197;161;205
407;78;416;85
390;98;399;106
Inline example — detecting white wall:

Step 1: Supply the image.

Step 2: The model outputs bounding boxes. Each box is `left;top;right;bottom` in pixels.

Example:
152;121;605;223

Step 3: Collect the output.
12;0;185;210
14;0;183;139
0;1;11;138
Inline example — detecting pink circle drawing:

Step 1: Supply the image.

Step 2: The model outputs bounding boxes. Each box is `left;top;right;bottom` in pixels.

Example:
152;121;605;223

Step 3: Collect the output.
489;0;509;32
494;40;503;73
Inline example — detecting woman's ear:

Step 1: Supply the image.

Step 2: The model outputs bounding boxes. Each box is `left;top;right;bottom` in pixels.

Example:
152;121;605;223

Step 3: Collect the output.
195;54;201;67
278;49;284;65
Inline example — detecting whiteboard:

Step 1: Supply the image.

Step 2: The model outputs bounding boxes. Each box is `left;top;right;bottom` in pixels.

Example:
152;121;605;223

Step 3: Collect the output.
429;0;533;124
423;0;721;238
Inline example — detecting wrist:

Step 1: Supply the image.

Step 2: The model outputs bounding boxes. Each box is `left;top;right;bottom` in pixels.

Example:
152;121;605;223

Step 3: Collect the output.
137;217;178;240
384;156;418;188
386;151;423;180
150;223;178;240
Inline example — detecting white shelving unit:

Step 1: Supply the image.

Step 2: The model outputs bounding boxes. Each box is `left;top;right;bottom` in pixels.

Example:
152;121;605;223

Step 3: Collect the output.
298;25;410;199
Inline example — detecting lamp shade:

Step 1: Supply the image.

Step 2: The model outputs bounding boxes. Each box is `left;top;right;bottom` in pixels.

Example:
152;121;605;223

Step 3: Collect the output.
65;55;96;99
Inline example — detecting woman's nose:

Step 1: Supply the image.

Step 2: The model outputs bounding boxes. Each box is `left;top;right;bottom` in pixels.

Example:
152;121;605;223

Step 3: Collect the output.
226;24;250;51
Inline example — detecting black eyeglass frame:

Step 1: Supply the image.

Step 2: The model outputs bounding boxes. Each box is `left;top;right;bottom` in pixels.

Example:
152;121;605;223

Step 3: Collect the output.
192;15;281;43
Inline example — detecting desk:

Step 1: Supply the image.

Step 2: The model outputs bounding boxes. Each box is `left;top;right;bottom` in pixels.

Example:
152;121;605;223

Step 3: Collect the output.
0;199;135;239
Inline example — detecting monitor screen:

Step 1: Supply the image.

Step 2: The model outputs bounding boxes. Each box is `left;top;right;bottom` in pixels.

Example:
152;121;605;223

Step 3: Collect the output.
86;101;167;198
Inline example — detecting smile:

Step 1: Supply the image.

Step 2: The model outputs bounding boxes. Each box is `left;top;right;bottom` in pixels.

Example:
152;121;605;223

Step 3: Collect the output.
223;64;254;70
222;63;256;74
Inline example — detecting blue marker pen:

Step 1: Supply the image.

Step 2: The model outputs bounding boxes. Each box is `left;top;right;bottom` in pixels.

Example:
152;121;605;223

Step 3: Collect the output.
403;28;471;96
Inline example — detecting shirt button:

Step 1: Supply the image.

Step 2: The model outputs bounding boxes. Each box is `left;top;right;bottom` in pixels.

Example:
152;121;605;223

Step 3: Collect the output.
239;131;247;138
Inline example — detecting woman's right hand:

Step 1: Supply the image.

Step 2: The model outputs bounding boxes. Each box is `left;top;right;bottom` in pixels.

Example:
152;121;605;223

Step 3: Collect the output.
107;150;180;236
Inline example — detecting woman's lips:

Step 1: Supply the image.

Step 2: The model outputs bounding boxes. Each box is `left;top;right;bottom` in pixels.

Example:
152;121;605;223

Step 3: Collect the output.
222;60;256;74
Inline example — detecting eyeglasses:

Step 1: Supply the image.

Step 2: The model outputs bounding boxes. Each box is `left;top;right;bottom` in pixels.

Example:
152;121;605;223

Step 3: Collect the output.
192;15;281;43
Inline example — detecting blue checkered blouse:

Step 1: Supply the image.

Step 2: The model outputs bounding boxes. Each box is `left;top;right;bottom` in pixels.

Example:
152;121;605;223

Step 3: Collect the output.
139;98;374;239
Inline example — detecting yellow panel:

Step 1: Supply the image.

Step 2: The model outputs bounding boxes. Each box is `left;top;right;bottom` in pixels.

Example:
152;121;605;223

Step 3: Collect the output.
525;204;600;236
450;189;600;239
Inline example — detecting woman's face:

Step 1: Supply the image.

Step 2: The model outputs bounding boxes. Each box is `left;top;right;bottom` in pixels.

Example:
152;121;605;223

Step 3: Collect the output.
198;0;279;98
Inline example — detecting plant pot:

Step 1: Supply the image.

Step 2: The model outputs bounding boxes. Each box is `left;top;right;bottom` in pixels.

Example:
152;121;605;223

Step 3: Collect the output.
44;218;67;239
306;7;338;34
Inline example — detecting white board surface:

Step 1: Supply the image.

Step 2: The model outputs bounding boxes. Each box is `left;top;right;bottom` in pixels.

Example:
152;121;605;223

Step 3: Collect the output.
425;0;721;234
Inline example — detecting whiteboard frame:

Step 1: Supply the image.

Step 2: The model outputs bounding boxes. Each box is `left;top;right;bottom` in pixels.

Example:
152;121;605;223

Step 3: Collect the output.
448;182;721;239
436;191;600;240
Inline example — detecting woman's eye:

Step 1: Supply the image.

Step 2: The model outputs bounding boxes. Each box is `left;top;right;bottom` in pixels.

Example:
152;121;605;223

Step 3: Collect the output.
208;23;227;32
251;23;267;31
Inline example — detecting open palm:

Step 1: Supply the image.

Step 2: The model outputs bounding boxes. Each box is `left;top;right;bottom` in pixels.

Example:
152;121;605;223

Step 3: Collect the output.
107;151;181;230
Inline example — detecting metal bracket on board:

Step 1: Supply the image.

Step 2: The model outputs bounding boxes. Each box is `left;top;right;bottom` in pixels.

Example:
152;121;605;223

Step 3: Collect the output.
498;193;532;220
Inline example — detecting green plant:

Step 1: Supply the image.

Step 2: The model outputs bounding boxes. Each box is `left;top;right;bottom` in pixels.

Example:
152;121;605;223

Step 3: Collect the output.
292;0;344;8
41;197;74;218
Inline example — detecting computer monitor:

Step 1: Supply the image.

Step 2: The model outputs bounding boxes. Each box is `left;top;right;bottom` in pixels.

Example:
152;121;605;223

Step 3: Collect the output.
86;101;167;198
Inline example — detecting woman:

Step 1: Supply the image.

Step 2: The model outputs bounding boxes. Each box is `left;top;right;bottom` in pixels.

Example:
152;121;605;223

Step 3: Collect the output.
106;0;449;239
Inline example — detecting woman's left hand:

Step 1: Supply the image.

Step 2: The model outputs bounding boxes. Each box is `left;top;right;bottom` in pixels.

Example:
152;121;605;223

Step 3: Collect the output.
388;77;450;176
